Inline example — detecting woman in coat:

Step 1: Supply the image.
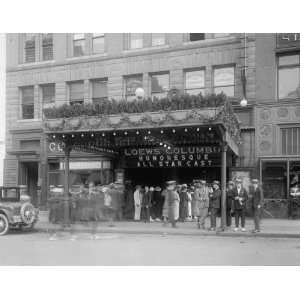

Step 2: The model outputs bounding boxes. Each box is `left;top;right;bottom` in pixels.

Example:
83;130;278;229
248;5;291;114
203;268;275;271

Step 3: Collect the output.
166;181;180;228
133;185;142;221
179;184;189;222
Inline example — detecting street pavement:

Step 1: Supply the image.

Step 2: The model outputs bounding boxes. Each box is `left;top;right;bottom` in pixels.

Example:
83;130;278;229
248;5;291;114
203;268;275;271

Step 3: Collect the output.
1;230;300;265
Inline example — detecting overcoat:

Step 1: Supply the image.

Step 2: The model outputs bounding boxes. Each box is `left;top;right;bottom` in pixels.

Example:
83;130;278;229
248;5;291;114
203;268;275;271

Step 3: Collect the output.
166;190;180;221
232;187;248;210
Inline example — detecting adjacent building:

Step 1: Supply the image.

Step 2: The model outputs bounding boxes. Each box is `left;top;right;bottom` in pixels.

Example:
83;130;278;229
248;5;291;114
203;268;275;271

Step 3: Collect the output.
4;33;300;217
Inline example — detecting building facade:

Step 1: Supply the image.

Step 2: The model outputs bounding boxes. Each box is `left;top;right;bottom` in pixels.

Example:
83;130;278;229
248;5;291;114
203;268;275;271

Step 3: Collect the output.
4;33;300;217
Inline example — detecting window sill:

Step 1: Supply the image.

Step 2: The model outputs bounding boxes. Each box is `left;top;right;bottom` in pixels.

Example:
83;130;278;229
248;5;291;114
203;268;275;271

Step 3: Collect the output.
17;119;41;123
66;53;108;61
18;60;55;67
123;44;170;54
183;36;236;47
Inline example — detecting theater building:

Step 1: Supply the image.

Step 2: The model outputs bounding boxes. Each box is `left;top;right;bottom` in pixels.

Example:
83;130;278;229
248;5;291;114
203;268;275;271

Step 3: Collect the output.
5;33;300;217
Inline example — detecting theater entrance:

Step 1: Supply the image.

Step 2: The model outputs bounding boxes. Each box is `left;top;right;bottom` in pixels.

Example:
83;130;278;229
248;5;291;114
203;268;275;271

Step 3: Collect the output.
125;167;222;187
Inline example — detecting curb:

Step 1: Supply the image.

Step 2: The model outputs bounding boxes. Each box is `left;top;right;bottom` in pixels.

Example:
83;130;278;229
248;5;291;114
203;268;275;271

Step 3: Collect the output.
34;226;300;239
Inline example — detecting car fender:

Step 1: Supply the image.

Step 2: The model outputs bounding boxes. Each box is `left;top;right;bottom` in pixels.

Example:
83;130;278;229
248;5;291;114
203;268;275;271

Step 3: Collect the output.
0;209;14;223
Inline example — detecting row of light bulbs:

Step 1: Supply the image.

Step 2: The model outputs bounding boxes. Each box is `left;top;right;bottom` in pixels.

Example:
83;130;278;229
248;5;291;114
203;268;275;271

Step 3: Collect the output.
51;127;213;140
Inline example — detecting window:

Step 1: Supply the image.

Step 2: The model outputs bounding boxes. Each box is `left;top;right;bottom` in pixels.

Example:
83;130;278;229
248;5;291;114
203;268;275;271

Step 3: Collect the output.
69;81;84;105
24;34;36;63
151;73;169;99
278;54;300;99
92;33;105;54
129;33;143;49
92;79;108;104
21;86;34;119
213;66;235;97
41;84;55;104
152;33;165;46
124;75;143;101
189;33;205;42
73;33;85;57
281;127;300;155
42;33;53;61
184;69;205;95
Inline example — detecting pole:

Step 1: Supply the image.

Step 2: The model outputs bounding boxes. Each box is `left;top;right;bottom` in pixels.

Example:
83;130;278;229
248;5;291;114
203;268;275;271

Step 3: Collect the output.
63;145;70;227
221;143;227;230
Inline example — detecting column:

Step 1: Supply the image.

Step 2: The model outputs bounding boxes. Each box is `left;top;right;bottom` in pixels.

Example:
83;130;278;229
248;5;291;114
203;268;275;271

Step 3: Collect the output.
40;133;48;208
221;143;228;230
63;145;71;226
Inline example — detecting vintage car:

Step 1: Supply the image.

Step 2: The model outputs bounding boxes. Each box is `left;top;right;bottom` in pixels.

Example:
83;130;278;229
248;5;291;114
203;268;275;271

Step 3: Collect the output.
0;187;39;235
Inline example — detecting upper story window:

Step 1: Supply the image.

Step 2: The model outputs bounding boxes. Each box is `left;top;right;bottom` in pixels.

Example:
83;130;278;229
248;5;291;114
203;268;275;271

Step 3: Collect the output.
129;33;143;49
69;81;84;105
124;75;143;101
281;127;300;155
92;79;108;104
152;33;165;46
73;33;85;57
41;83;55;104
184;69;205;95
151;73;169;99
189;33;205;42
278;54;300;100
42;33;53;61
213;66;235;97
21;86;34;119
92;33;105;54
24;34;36;63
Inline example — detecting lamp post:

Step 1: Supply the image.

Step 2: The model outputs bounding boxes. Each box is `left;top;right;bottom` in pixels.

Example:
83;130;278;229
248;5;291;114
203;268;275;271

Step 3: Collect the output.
240;32;248;108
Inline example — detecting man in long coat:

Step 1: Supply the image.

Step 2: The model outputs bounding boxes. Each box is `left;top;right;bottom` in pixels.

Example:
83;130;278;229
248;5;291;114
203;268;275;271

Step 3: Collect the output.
194;180;210;229
165;181;180;228
209;181;221;231
248;179;263;233
179;184;189;222
226;181;235;228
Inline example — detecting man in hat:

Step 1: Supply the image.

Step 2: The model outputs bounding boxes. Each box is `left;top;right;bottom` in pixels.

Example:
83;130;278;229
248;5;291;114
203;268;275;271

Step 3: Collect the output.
133;185;142;221
209;181;221;231
232;178;248;232
248;179;263;233
194;180;210;229
165;180;180;228
179;184;189;222
226;181;235;228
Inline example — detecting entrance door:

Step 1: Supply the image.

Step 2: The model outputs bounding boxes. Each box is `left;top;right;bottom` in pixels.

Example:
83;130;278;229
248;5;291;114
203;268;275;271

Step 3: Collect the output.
19;162;39;206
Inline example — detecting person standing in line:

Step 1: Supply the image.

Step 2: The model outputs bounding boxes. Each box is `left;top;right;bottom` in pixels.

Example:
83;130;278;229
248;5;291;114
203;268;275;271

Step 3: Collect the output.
196;180;210;230
142;186;152;223
186;186;193;220
232;178;248;232
152;186;161;221
209;181;221;231
166;181;180;228
161;186;168;223
249;179;263;233
179;184;189;222
226;181;235;229
133;185;142;221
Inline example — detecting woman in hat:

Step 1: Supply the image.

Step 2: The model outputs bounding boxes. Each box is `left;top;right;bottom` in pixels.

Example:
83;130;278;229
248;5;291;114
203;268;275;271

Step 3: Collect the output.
165;181;180;228
133;185;142;221
179;184;189;222
209;180;221;231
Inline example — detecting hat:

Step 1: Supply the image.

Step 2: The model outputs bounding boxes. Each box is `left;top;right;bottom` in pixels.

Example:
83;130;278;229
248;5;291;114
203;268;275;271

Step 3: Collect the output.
236;178;242;183
228;181;234;185
166;180;176;186
200;180;206;185
155;186;162;192
251;179;259;184
181;184;188;188
212;180;220;186
193;179;201;183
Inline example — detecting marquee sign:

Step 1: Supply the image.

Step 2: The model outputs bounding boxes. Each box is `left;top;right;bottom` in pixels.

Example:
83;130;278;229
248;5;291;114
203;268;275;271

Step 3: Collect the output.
124;146;221;168
277;33;300;49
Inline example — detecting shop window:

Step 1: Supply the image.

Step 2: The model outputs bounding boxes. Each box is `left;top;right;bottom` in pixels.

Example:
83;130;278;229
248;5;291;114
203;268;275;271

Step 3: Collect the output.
92;33;105;54
189;33;205;42
213;66;235;97
290;161;300;188
278;54;300;99
41;83;55;104
151;33;165;46
184;69;205;95
129;33;143;49
73;33;85;57
24;33;36;63
150;73;169;99
20;86;34;119
124;75;143;101
69;81;84;105
42;33;53;61
91;79;108;105
262;161;287;199
281;127;300;155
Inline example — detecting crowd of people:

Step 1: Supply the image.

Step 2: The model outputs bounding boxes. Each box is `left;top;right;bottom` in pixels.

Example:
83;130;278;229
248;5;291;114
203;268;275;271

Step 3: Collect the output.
48;177;263;233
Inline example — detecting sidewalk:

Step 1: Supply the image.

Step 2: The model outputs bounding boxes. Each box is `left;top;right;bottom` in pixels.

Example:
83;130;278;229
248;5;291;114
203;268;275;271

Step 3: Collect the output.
36;212;300;238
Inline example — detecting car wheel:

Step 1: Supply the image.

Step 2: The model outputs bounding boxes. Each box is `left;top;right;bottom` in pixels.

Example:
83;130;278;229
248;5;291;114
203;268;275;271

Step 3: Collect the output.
0;214;9;236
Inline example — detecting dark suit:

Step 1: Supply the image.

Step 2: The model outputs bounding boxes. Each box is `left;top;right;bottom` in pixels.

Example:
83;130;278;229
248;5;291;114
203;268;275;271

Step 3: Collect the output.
232;187;248;228
249;186;263;231
209;188;221;229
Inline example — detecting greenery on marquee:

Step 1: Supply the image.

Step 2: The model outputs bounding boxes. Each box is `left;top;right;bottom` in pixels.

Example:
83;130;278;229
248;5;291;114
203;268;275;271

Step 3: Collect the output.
43;93;229;119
